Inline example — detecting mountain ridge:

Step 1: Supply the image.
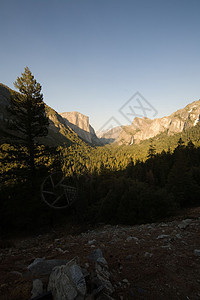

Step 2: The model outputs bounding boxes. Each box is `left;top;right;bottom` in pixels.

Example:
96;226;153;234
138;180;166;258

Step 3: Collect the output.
99;99;200;145
0;83;84;147
1;82;200;147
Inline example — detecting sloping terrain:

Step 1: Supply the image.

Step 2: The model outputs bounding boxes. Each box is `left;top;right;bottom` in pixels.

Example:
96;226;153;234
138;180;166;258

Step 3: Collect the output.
0;207;200;299
0;83;84;147
61;111;101;145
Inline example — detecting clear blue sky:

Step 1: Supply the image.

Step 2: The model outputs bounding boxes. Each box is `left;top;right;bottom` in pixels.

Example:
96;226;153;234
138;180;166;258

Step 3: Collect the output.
1;0;200;131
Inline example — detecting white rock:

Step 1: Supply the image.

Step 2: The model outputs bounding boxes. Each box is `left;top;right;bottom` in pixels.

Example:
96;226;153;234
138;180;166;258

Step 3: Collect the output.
88;239;96;245
55;247;69;254
156;234;170;239
122;279;129;284
48;257;86;300
144;252;153;257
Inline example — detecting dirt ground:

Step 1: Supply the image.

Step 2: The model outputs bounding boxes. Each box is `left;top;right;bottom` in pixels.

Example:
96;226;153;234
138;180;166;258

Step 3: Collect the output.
0;207;200;300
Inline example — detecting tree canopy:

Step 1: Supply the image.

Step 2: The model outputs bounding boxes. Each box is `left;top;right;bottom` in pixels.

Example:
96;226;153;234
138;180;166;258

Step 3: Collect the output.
9;67;49;175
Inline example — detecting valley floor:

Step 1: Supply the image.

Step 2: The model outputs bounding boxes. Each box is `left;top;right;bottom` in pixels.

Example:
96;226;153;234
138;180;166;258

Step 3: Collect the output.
0;207;200;299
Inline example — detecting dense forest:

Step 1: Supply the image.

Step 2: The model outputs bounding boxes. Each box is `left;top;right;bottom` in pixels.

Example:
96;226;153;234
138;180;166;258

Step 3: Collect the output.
1;121;200;235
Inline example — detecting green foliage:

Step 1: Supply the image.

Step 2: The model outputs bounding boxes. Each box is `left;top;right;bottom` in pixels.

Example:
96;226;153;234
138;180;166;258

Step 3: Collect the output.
8;67;49;175
147;140;156;159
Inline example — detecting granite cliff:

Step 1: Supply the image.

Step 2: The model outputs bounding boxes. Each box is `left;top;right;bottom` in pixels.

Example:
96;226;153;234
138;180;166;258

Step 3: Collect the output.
60;111;101;145
97;126;122;144
99;100;200;145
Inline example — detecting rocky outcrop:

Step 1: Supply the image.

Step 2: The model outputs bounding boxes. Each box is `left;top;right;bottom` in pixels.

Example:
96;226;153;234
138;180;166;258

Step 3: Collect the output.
0;84;11;122
61;111;101;145
27;251;114;299
100;100;200;145
97;126;122;144
119;100;200;144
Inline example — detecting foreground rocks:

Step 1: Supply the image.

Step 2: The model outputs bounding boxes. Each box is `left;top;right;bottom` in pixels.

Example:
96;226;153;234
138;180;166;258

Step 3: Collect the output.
28;250;114;299
48;257;87;300
1;207;200;299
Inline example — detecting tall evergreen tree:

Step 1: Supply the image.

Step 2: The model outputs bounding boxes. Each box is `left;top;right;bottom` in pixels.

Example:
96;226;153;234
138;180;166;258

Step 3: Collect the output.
9;67;49;176
147;141;156;159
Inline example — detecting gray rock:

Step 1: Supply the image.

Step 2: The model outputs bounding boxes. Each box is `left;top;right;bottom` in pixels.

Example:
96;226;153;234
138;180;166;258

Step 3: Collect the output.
10;271;23;277
122;279;129;284
160;223;168;227
88;248;103;262
88;239;96;245
96;257;108;266
55;247;69;254
81;267;90;279
48;257;86;300
160;244;172;250
175;234;182;239
156;234;170;239
125;255;132;261
95;258;114;295
178;219;193;230
28;257;45;269
194;249;200;256
31;279;43;298
126;236;139;242
144;252;153;257
28;258;68;277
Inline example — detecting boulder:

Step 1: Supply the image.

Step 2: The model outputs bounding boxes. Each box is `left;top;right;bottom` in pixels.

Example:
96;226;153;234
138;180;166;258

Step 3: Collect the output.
178;219;193;230
31;279;43;298
27;258;68;278
48;257;86;300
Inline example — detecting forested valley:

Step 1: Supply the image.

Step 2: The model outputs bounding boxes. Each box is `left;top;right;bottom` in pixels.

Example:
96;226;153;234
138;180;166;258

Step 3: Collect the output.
1;122;200;235
1;68;200;237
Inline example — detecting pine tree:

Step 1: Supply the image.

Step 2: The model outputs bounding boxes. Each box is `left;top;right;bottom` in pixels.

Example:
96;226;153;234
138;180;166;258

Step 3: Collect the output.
9;67;49;176
177;137;184;148
147;141;156;159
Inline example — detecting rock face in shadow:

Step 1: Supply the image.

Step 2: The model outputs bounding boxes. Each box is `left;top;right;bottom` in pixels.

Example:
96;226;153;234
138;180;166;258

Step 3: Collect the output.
61;111;101;145
0;83;83;146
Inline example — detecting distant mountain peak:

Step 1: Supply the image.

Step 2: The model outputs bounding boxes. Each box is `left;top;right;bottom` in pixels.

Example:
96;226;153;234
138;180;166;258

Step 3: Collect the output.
60;111;101;145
